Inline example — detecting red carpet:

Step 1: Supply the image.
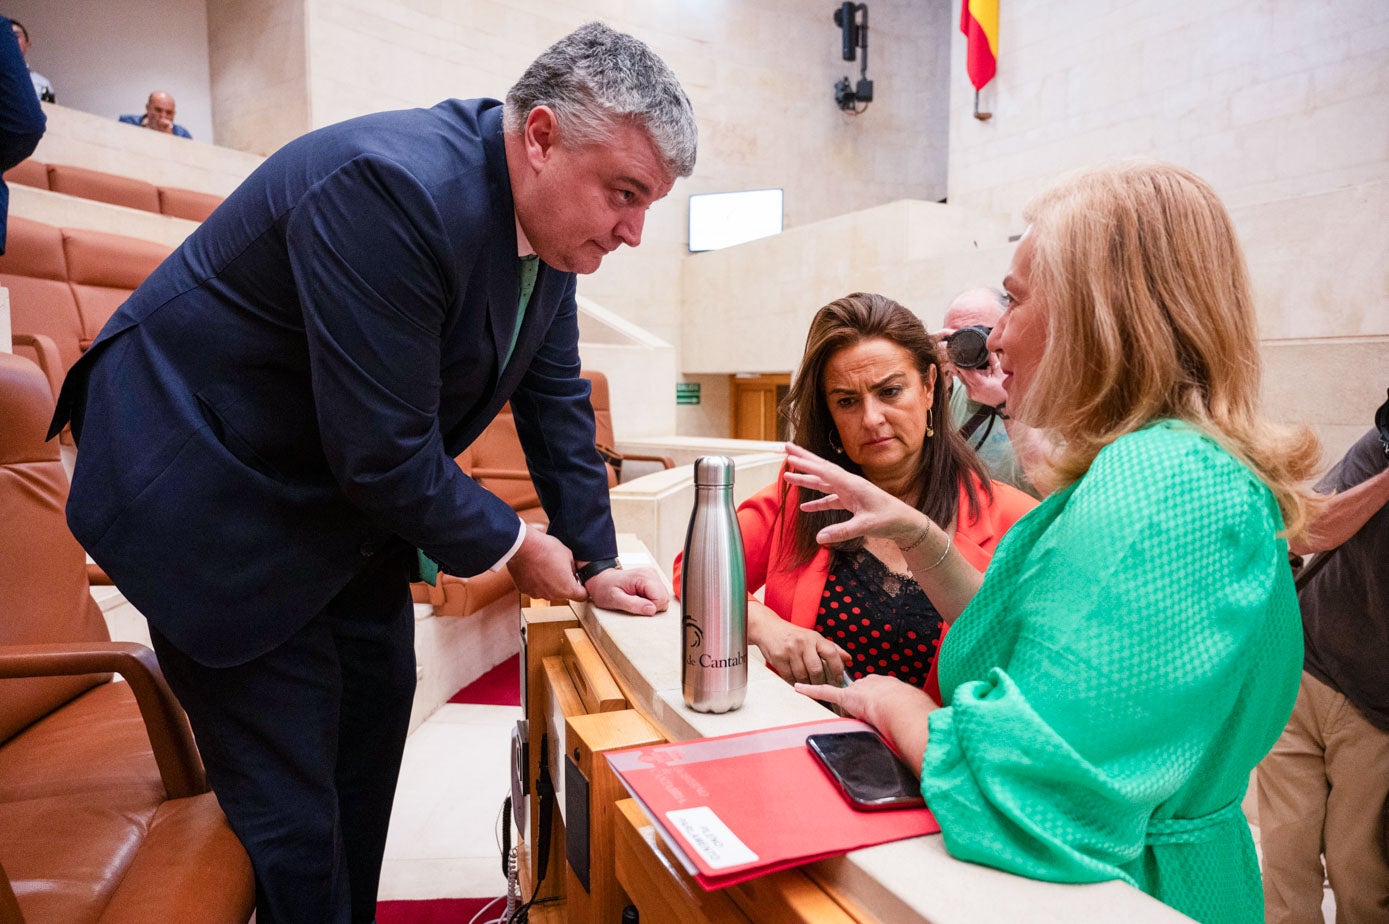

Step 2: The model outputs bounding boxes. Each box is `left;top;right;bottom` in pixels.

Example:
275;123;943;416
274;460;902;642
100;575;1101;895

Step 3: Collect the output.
447;653;522;706
376;896;504;923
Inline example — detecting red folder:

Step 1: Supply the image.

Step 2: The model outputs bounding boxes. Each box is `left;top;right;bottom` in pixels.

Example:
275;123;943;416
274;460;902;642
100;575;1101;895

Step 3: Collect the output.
605;716;939;890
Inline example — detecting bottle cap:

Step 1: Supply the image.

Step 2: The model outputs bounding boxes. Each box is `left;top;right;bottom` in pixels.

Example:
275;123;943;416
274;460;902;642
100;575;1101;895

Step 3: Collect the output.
692;455;735;486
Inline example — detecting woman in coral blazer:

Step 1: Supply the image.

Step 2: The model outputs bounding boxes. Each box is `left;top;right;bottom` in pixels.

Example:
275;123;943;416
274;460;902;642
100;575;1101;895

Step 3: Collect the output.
677;293;1035;702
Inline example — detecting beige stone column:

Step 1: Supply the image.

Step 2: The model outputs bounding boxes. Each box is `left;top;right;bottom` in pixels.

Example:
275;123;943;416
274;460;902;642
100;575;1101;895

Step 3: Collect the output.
207;0;312;155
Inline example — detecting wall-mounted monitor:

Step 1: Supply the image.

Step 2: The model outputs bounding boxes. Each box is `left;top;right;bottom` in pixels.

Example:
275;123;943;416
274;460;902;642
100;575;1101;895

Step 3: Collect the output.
687;188;784;252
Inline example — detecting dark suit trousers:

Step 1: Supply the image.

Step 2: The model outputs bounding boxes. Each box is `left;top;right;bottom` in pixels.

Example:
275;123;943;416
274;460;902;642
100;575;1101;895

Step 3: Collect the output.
151;544;417;923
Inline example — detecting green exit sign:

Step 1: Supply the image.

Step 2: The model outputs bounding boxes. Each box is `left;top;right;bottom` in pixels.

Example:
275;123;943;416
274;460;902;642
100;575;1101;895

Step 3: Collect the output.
676;382;701;405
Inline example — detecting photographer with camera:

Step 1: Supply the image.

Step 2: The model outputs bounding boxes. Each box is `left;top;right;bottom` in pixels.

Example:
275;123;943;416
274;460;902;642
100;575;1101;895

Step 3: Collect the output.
937;288;1045;497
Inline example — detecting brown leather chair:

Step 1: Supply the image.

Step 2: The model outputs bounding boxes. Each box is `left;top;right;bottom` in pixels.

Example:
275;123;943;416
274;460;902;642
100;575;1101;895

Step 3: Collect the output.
0;216;84;378
463;406;549;526
46;163;161;214
585;369;675;481
2;158;48;191
63;227;173;350
157;185;224;222
0;352;254;922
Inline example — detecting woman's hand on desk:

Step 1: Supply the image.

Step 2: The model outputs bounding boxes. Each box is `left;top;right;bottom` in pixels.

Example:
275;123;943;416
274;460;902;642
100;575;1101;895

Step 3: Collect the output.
585;565;670;616
749;600;852;685
795;674;937;775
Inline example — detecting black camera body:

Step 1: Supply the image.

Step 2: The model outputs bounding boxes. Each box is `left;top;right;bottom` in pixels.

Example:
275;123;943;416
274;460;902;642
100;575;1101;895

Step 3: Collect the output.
946;325;992;370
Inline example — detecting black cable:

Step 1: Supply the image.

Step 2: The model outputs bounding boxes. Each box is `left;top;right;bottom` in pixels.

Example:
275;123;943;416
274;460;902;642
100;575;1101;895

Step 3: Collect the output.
507;735;557;923
501;796;512;878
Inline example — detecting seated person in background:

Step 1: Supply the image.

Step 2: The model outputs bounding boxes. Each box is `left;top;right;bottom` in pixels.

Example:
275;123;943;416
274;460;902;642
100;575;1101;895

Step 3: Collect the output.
120;91;191;138
1;14;46;253
1258;393;1389;924
675;293;1035;697
795;161;1319;924
936;286;1046;497
9;19;53;102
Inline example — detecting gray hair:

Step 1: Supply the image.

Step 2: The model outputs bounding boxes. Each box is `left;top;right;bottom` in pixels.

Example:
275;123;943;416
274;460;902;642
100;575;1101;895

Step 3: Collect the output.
503;22;697;179
948;286;1008;312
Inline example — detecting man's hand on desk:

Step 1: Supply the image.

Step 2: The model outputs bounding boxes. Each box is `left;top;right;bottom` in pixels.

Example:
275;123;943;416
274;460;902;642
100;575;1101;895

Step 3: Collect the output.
508;527;587;602
584;565;670;616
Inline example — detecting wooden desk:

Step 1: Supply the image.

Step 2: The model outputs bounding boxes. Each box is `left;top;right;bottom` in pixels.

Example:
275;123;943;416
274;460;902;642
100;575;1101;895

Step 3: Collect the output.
518;537;1191;923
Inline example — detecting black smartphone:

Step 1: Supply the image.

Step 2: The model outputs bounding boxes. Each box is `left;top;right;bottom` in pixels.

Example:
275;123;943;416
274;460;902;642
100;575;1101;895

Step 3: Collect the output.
806;730;925;811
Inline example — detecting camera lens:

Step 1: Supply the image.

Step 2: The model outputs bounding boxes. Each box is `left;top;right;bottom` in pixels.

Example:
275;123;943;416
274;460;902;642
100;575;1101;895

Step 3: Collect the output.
946;326;992;369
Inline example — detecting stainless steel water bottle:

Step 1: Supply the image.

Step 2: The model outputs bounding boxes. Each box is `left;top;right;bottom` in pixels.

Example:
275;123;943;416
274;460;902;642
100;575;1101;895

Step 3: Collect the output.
680;456;747;713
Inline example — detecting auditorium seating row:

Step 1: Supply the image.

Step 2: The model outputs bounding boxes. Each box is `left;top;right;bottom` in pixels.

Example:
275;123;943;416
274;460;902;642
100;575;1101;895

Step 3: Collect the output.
4;158;224;223
0;351;255;921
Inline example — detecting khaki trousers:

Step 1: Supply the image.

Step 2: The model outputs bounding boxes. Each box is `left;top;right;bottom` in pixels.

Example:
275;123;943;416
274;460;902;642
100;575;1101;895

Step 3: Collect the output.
1258;671;1389;924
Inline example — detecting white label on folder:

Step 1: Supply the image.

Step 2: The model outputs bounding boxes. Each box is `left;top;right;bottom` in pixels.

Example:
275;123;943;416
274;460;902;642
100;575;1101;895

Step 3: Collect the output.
665;806;758;870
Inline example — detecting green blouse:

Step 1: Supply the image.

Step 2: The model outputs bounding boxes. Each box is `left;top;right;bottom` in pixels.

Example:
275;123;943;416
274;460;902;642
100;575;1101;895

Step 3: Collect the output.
921;421;1301;923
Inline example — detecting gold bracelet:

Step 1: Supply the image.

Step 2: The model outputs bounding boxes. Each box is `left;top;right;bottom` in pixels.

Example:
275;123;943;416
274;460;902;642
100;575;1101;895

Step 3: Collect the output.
896;520;932;554
921;529;953;571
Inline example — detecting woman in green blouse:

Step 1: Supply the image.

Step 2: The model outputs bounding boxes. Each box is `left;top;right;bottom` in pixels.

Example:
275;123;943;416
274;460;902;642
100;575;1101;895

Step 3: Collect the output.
794;161;1320;924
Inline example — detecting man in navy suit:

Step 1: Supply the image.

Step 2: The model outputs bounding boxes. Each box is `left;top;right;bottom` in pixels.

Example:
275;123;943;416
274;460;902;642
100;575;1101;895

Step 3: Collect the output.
51;22;692;922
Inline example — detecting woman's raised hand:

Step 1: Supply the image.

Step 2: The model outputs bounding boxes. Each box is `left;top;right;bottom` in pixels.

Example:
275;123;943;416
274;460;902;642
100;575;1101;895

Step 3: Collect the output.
783;443;929;548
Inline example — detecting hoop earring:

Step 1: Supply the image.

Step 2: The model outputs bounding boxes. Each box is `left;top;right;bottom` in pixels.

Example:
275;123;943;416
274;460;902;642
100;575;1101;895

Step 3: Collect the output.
925;407;935;438
828;430;845;455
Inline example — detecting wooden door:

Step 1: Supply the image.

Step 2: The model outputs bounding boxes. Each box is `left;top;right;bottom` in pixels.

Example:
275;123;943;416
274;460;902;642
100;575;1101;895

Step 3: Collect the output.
730;374;790;441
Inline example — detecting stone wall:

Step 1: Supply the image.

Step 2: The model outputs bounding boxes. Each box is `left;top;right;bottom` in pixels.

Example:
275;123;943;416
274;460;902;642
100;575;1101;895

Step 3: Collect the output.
207;0;312;155
296;0;954;348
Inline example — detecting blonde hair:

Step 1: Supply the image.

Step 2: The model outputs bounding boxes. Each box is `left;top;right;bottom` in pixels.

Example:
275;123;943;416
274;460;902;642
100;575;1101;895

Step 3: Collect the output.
1014;160;1319;535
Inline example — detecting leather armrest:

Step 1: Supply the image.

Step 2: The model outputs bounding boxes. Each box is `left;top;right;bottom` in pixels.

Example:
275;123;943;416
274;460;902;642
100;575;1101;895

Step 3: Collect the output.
468;466;532;480
0;641;207;799
9;331;63;403
596;443;675;470
0;859;20;923
614;450;675;470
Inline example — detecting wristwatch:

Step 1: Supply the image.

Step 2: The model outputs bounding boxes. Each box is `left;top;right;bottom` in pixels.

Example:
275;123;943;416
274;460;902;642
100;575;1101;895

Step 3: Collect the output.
576;557;621;584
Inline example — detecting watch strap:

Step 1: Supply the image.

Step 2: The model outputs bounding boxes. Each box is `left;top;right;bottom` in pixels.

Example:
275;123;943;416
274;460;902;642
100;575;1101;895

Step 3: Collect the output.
576;557;621;584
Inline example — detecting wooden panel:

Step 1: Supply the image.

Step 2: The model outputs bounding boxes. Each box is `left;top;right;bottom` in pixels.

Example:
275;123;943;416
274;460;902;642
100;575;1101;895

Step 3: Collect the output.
731;867;863;923
614;798;752;924
521;606;580;714
518;605;580;905
562;627;626;714
542;657;585;752
564;710;665;924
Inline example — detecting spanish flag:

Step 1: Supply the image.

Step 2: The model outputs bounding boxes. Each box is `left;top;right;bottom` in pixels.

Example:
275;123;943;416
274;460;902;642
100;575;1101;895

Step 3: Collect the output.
960;0;998;91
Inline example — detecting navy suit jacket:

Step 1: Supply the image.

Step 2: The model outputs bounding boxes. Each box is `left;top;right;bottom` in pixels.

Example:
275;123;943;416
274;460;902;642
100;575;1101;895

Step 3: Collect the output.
0;15;46;253
52;99;617;667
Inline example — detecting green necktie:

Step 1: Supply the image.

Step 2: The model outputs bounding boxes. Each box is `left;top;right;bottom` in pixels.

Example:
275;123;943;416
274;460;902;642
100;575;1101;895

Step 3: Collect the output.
504;255;540;370
417;256;541;586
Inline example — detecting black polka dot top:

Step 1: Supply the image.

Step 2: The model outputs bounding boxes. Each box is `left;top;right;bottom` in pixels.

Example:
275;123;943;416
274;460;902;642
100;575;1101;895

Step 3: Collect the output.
815;547;945;688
